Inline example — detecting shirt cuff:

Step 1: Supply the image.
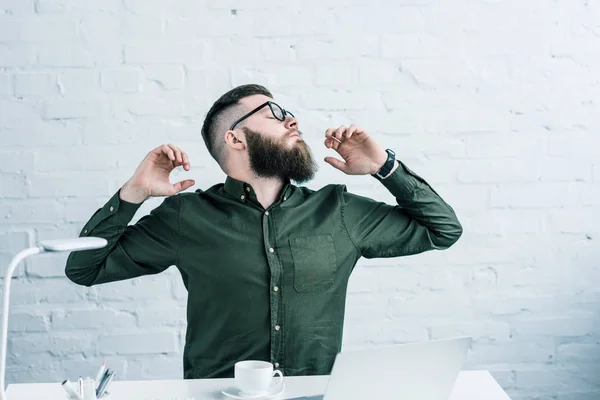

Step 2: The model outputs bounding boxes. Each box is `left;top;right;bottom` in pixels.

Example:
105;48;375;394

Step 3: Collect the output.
378;161;429;200
81;189;143;235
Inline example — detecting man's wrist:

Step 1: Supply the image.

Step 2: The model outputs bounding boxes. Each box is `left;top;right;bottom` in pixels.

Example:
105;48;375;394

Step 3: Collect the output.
119;181;149;204
372;149;398;179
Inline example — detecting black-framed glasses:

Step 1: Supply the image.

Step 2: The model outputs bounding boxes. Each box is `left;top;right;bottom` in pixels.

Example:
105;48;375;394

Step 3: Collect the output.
230;101;295;130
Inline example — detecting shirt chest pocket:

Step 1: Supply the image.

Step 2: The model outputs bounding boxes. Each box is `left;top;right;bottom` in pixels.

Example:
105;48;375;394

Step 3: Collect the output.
289;235;336;293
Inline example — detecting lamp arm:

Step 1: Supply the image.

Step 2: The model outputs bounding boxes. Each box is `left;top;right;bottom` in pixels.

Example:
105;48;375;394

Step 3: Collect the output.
0;246;44;400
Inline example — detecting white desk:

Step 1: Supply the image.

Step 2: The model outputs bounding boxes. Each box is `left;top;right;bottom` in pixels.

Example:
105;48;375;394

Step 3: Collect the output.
6;370;511;400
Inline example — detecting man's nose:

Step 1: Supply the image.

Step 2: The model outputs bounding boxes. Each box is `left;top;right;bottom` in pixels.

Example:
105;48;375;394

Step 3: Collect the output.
284;115;298;129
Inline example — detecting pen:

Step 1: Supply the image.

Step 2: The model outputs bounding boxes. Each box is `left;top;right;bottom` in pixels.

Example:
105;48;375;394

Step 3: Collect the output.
96;369;110;393
94;361;107;384
97;370;115;398
62;379;83;400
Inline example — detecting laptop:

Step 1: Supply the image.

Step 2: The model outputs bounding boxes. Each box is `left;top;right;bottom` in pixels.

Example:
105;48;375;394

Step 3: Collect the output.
289;336;472;400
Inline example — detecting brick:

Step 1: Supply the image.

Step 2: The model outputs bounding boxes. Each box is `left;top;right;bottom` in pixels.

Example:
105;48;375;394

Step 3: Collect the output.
123;0;205;15
1;120;82;147
28;173;111;198
491;183;578;209
388;292;472;318
8;310;49;332
186;68;231;98
538;158;593;182
466;209;545;235
2;199;64;224
557;341;600;363
0;0;34;15
35;0;122;13
464;132;544;159
0;17;77;42
0;174;27;198
25;252;69;278
13;73;58;97
110;91;204;118
429;183;491;211
164;12;252;38
511;317;598;338
10;333;94;357
431;321;511;341
547;209;600;234
142;65;185;90
101;68;142;92
315;62;356;87
80;16;162;44
0;73;11;95
474;339;555;364
231;65;313;89
0;43;36;67
52;308;137;330
342;319;429;349
136;304;186;328
57;69;100;96
63;198;107;223
125;43;205;65
300;89;382;111
203;37;263;65
458;159;538;183
34;145;119;173
43;97;109;119
0;231;32;279
296;35;380;60
98;331;178;355
0;98;41;121
548;131;600;157
126;356;183;380
38;43;122;67
10;279;88;305
516;368;599;393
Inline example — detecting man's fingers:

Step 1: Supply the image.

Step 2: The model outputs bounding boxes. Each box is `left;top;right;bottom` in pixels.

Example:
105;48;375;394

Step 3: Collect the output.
167;143;183;164
173;179;196;193
345;125;359;139
161;144;176;161
324;156;347;173
182;152;191;170
333;126;347;141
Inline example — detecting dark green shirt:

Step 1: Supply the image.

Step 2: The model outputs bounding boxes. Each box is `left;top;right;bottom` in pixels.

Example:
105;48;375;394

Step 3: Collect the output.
65;161;462;379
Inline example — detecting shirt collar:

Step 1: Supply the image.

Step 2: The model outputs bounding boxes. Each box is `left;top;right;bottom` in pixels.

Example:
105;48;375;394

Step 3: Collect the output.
223;176;295;206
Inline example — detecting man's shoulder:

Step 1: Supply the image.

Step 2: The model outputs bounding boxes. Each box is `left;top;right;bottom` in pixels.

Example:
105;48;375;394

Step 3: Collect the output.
294;183;346;199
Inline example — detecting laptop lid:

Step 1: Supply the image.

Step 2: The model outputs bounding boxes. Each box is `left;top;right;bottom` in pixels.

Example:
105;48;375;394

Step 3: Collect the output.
323;336;472;400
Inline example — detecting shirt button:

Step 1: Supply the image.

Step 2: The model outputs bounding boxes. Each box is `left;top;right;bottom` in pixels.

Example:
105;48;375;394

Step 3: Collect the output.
109;206;114;212
273;286;279;292
84;229;88;234
274;362;280;368
265;211;269;216
275;325;280;331
283;196;287;201
269;248;274;253
246;187;251;193
240;195;245;200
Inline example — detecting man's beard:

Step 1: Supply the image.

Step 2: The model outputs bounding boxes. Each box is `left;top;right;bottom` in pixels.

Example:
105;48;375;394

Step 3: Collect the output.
243;127;318;184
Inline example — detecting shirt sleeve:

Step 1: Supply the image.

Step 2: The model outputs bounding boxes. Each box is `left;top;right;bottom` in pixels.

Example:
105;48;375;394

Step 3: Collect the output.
340;161;463;259
65;189;181;286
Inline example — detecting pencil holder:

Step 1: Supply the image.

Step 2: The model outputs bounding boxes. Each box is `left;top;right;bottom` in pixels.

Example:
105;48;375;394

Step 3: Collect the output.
66;393;110;400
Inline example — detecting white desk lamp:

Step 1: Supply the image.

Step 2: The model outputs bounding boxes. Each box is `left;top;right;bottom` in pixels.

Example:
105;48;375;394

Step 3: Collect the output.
0;237;108;400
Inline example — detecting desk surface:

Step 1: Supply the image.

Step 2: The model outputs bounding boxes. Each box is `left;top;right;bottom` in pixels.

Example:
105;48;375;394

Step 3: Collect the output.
6;370;511;400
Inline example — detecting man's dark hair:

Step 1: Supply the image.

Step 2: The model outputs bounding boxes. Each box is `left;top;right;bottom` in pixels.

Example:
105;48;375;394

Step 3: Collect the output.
201;84;273;165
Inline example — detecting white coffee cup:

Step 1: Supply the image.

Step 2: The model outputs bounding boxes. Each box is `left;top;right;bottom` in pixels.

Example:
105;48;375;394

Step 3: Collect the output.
234;360;284;396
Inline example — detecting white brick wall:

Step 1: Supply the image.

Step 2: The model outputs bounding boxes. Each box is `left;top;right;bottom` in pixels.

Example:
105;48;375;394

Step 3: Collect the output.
0;0;599;398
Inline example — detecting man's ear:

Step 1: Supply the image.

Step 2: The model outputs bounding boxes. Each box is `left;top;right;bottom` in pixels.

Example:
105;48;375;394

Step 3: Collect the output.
224;129;246;150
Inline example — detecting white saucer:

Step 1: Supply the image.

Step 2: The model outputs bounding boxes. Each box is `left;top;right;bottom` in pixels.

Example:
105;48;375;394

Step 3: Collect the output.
221;383;285;399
